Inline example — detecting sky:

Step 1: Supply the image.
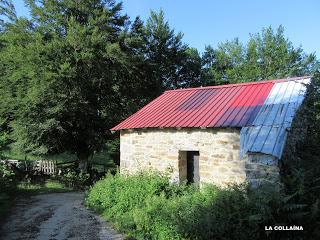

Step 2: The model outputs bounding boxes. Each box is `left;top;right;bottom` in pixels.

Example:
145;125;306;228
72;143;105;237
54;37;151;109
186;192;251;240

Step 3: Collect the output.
13;0;320;57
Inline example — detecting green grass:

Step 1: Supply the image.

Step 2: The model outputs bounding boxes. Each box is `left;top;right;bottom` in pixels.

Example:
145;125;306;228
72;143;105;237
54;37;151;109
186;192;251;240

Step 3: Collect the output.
17;180;73;195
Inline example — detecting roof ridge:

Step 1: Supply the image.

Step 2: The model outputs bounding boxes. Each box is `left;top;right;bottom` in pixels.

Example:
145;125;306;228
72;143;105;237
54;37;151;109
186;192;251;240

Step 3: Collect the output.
165;76;312;92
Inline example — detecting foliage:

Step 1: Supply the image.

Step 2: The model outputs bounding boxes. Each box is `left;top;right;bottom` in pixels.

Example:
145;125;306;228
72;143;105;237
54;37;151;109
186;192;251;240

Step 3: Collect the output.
0;128;9;153
144;10;202;91
132;184;258;240
86;172;319;240
0;0;134;168
59;169;90;190
0;2;201;169
201;26;319;85
0;161;16;191
85;171;174;231
279;72;320;238
0;0;16;29
1;148;116;170
17;179;72;194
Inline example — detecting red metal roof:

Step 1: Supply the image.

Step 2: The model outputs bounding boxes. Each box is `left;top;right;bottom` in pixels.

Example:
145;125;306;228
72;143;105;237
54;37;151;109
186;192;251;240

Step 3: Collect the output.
111;77;309;131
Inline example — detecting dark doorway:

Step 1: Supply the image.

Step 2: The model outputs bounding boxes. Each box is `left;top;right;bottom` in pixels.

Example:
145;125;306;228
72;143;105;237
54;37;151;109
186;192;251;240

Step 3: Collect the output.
187;151;199;184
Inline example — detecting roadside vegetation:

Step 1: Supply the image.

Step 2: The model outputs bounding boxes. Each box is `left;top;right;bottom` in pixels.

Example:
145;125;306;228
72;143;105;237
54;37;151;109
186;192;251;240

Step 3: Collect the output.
86;169;320;240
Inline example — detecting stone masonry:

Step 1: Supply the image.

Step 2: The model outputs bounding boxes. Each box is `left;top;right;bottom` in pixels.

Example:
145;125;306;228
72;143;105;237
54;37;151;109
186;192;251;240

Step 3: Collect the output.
120;128;279;186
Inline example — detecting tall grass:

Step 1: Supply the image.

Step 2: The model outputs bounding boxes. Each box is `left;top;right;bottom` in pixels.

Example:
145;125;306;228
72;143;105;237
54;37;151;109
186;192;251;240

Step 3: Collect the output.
86;171;318;240
86;172;260;239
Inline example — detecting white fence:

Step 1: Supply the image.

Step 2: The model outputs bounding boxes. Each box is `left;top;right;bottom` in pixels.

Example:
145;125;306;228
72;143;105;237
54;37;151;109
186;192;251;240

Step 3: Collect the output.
35;160;56;175
1;159;57;175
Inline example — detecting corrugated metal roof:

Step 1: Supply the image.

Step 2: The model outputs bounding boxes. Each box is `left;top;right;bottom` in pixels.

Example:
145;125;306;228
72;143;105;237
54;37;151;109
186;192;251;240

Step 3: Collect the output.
240;77;310;159
111;76;310;131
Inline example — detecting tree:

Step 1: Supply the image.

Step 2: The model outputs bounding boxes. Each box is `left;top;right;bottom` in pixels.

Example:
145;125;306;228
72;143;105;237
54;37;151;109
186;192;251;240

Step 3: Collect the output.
201;26;319;85
0;0;133;169
0;0;16;29
0;1;18;153
110;11;203;117
0;3;202;168
277;71;320;237
144;10;201;92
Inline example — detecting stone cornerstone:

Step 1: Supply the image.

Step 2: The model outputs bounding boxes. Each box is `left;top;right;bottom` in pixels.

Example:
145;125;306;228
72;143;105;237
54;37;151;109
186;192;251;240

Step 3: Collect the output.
120;128;279;186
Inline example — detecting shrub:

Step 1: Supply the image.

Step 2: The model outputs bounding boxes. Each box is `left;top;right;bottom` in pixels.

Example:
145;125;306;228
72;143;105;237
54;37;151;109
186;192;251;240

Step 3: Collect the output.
59;169;90;190
86;172;261;240
132;184;263;240
86;171;175;233
86;171;320;240
0;162;16;192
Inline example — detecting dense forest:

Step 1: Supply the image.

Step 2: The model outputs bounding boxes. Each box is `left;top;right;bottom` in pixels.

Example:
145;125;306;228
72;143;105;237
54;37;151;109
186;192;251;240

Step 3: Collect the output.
0;0;319;168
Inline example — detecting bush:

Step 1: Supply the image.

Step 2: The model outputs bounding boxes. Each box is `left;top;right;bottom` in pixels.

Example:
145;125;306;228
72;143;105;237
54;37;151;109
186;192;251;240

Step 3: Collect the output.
0;162;16;192
86;172;175;232
86;172;259;239
277;74;320;239
86;172;320;240
58;169;90;190
132;184;265;240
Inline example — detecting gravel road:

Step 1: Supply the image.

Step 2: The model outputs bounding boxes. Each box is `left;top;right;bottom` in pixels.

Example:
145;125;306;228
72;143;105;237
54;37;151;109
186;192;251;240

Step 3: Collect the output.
0;192;124;240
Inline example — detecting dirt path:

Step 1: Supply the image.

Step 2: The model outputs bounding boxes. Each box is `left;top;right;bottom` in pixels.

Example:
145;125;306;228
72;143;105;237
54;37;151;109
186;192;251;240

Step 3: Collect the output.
0;192;124;240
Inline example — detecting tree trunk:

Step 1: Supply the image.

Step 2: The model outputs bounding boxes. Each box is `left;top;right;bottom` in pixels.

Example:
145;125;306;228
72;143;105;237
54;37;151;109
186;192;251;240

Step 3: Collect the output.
77;151;89;172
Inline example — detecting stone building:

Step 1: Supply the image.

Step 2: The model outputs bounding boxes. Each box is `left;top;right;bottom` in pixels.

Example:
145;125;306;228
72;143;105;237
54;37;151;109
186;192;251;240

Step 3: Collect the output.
111;77;311;186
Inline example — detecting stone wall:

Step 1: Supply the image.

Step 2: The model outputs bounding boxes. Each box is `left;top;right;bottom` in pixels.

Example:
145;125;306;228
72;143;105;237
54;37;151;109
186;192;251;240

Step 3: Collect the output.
245;154;279;186
120;128;279;186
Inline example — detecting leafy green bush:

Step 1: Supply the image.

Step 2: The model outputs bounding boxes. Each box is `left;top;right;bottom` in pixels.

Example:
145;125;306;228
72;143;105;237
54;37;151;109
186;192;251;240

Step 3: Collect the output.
59;169;90;190
131;184;265;240
86;172;175;232
0;162;16;192
86;172;257;239
277;74;320;239
86;172;319;240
